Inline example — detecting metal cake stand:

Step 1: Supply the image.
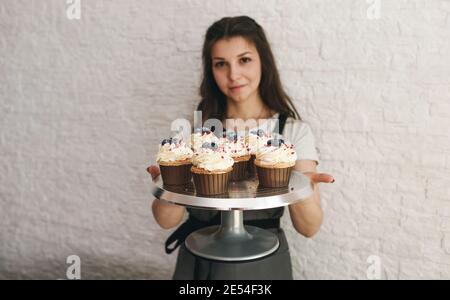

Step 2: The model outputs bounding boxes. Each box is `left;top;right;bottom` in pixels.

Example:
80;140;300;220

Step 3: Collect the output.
149;171;313;262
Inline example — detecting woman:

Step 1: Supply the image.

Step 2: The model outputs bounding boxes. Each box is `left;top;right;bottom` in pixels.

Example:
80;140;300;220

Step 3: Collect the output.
147;16;334;280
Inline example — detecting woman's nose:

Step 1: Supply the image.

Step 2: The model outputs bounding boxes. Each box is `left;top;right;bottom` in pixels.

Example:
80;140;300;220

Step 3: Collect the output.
228;64;241;81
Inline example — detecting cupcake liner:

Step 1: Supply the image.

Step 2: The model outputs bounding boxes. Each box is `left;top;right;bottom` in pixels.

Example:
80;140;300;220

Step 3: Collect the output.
159;163;192;186
256;165;293;188
247;155;258;179
192;171;230;196
163;181;194;193
229;160;248;181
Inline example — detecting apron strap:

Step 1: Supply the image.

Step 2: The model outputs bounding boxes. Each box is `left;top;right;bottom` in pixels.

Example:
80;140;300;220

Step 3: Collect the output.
165;214;221;254
277;113;288;135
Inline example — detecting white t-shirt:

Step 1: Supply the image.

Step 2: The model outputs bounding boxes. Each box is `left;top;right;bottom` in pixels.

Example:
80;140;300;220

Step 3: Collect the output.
234;113;320;164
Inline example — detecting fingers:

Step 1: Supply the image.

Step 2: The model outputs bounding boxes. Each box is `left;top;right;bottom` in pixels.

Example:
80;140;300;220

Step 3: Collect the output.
310;173;335;184
146;165;161;181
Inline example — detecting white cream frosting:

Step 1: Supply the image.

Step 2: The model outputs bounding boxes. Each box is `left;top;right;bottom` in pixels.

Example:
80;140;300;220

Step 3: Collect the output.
246;133;271;155
255;142;297;166
156;140;193;163
192;148;234;171
191;132;220;152
223;136;250;158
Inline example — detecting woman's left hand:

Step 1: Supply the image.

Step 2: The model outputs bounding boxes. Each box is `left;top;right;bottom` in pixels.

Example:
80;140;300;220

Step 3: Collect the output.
302;172;335;185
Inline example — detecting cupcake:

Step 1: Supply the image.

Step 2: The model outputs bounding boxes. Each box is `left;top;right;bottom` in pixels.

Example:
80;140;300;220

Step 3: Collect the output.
254;138;297;188
156;136;194;186
223;131;251;181
191;141;234;196
191;127;220;152
246;129;271;178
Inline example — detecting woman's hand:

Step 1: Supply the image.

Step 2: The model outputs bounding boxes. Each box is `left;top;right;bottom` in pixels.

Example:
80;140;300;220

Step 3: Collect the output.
147;165;161;182
303;172;335;185
289;161;334;237
146;165;186;229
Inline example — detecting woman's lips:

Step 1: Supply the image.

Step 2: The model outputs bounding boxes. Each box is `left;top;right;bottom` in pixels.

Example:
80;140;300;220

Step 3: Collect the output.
230;84;246;91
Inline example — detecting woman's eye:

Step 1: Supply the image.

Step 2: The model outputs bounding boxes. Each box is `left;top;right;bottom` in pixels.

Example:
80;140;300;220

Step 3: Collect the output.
214;61;225;68
241;57;251;63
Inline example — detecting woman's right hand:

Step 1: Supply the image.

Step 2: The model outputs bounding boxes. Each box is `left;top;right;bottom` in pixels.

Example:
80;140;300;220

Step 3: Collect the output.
146;165;160;183
147;164;185;229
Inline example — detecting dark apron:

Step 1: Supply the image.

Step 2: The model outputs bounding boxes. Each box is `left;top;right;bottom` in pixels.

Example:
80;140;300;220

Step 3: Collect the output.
166;113;292;280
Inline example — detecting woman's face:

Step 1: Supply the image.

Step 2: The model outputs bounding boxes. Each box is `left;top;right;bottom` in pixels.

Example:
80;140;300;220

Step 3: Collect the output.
211;36;262;103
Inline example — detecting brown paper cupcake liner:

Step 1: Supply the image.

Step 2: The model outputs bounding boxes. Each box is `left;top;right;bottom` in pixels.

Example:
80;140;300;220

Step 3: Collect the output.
256;165;293;188
163;181;194;193
247;155;258;179
192;171;230;196
230;160;248;181
159;163;193;186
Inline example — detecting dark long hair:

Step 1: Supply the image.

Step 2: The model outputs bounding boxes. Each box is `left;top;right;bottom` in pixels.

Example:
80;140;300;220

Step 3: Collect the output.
197;16;301;123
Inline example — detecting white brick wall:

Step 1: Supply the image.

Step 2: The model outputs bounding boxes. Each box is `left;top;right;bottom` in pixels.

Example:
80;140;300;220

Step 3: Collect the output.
1;0;449;279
